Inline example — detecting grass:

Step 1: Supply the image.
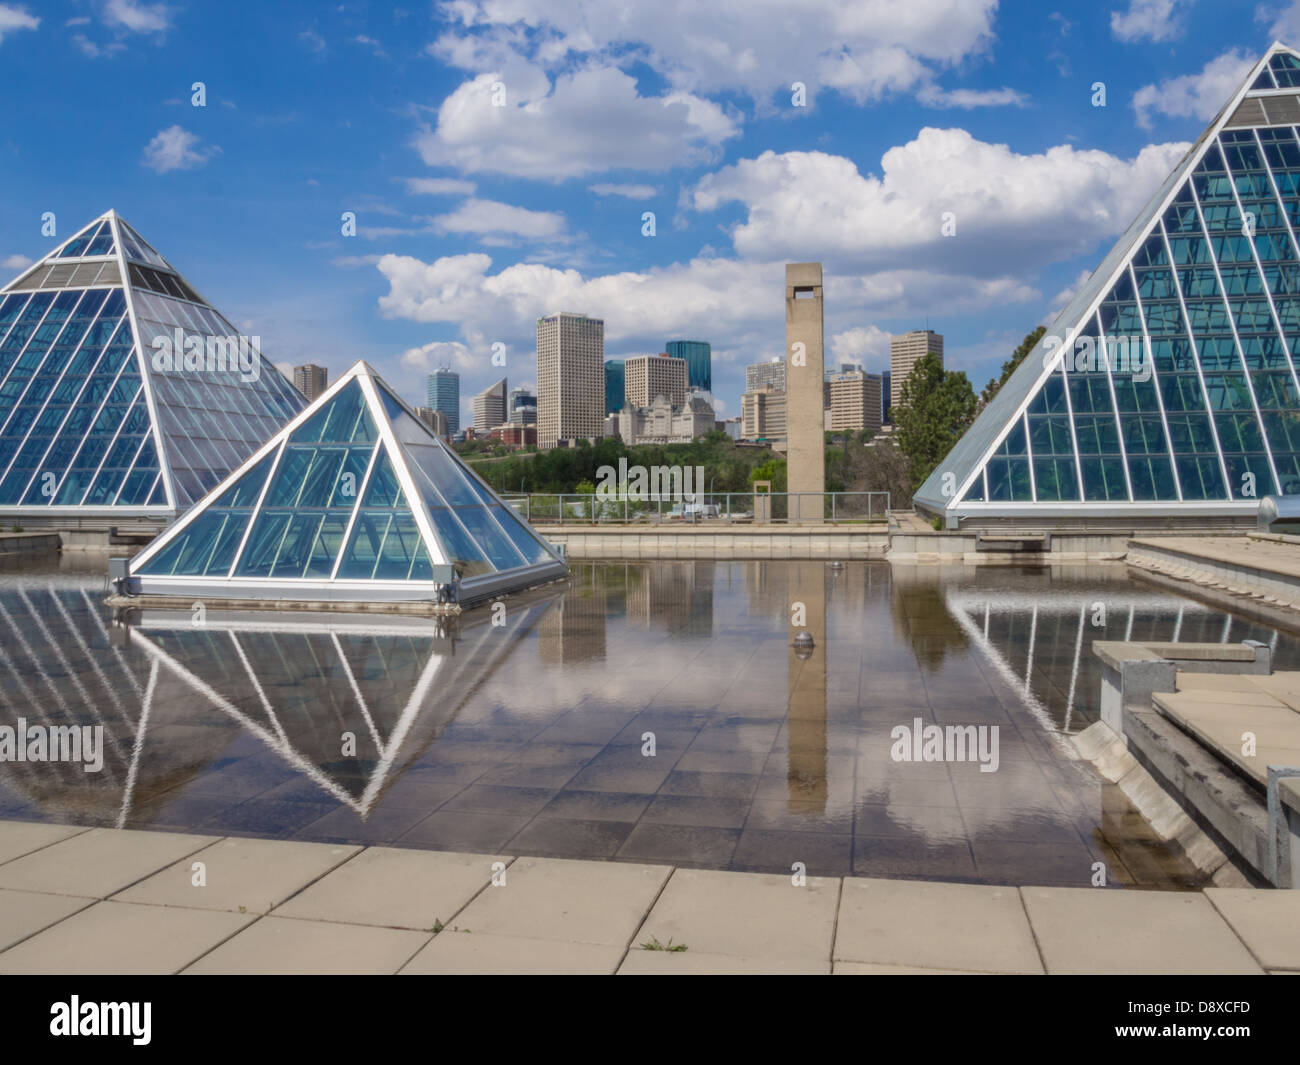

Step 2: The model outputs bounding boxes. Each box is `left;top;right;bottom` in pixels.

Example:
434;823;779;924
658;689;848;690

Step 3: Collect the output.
639;936;687;952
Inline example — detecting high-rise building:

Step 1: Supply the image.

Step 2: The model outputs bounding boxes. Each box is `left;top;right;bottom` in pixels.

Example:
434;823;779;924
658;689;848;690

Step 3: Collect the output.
509;387;537;425
624;354;688;409
828;370;883;433
915;43;1300;525
536;312;604;449
741;386;787;443
889;330;943;411
472;377;508;430
0;209;306;520
415;406;449;438
665;340;712;392
604;360;625;414
426;368;460;436
293;364;328;401
745;359;786;393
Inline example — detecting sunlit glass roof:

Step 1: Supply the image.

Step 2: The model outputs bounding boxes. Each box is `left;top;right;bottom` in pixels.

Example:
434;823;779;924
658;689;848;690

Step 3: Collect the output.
121;361;567;607
0;210;306;516
915;42;1300;522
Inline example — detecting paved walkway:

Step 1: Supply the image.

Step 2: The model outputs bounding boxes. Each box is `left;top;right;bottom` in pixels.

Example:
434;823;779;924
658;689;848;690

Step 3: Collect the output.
0;820;1297;974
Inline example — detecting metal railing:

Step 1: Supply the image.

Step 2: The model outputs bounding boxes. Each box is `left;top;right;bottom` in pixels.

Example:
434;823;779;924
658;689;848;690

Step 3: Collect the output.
501;491;890;525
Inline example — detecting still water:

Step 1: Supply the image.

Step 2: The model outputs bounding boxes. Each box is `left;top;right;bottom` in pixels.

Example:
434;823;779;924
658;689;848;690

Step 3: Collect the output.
1;555;1293;888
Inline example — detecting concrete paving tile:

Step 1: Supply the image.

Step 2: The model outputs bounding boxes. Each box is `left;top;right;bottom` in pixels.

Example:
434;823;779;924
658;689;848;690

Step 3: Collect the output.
836;877;1042;973
617;823;740;867
1022;886;1264;974
619;950;830;974
0;888;95;951
183;915;429;974
115;837;360;914
0;821;89;865
0;828;218;898
833;961;978;974
638;868;838;961
449;856;671;946
402;931;624;974
0;900;253;975
274;847;504;930
1205;888;1300;971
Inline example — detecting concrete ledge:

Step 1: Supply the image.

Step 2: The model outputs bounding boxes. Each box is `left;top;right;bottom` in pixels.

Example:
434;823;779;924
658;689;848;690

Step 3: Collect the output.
0;532;59;555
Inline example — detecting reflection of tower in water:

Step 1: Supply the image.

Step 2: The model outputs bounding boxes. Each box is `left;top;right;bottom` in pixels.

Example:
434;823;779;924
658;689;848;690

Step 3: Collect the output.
785;561;827;811
539;563;607;664
622;561;714;636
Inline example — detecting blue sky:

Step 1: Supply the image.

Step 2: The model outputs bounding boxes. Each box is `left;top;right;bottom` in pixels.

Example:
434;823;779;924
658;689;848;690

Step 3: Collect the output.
1;0;1298;425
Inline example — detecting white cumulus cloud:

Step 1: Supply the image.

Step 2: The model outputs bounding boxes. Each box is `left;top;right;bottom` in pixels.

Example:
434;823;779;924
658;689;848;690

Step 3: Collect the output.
1110;0;1189;42
432;198;567;239
0;4;37;45
1133;48;1256;129
141;125;219;173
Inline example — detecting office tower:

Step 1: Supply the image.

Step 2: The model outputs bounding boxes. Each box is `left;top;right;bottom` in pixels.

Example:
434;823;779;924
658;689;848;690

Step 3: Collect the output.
889;329;944;412
536;312;604;449
741;386;787;443
415;406;449;438
828;370;883;433
426;367;460;436
472;377;508;429
665;340;712;392
509;387;537;425
915;43;1300;524
624;354;688;409
604;360;625;414
785;262;825;521
746;359;786;393
293;364;328;401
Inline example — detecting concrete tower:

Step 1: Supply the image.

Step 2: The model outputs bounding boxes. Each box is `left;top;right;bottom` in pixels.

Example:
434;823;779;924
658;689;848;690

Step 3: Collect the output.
785;263;825;522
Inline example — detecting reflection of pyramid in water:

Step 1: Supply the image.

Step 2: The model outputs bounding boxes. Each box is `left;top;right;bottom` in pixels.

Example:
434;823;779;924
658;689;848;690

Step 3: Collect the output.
0;211;306;517
916;44;1300;523
125;361;567;604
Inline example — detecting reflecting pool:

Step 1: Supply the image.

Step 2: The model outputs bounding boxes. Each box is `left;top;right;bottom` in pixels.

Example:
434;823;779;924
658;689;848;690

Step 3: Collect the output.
1;555;1293;888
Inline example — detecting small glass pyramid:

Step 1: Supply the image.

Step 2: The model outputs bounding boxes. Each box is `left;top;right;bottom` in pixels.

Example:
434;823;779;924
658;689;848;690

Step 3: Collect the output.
0;210;306;517
123;361;566;605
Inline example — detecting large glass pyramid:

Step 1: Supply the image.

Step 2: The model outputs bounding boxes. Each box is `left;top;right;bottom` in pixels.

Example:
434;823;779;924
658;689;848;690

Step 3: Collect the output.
122;361;566;605
915;42;1300;525
0;211;306;519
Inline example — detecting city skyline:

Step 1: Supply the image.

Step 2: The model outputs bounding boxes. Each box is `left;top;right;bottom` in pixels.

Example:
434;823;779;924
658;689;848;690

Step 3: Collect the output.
2;3;1293;429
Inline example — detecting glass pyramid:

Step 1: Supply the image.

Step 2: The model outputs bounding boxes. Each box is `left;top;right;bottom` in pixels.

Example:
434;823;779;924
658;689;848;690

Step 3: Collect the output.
123;361;566;605
915;42;1300;524
0;210;306;518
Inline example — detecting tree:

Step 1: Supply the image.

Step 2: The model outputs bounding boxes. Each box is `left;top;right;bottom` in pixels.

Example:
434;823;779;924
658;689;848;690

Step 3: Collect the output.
893;352;977;490
980;325;1046;408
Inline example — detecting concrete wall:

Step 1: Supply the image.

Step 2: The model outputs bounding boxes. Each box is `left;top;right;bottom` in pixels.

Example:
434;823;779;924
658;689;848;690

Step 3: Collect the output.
785;263;824;522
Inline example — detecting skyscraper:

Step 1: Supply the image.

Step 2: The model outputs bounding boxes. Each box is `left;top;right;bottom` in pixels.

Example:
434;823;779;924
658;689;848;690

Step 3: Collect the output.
293;364;328;401
509;386;537;425
915;43;1300;524
426;368;460;436
665;340;711;392
889;330;943;411
827;370;883;433
624;354;688;409
536;312;603;449
745;359;786;393
472;377;508;430
604;360;625;414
